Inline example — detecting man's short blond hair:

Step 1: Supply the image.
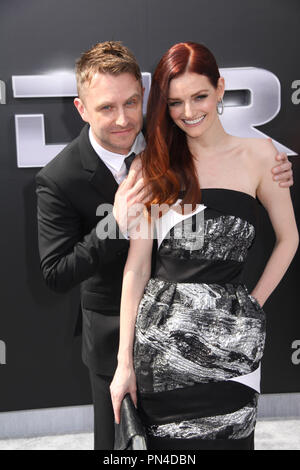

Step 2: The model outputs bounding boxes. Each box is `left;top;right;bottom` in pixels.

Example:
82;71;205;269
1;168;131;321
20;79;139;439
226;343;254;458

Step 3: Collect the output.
75;41;142;97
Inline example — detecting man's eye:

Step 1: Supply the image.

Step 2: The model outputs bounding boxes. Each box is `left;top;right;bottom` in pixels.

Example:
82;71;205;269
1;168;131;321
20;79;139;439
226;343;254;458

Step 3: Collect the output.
101;105;112;111
126;100;137;106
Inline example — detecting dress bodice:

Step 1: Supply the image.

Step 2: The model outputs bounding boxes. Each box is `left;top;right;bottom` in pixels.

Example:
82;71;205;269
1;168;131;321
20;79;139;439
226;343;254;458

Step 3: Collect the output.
154;188;260;285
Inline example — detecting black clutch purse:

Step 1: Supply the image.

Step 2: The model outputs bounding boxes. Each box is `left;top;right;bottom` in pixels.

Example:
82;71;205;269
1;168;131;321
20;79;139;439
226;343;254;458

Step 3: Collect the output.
114;393;147;450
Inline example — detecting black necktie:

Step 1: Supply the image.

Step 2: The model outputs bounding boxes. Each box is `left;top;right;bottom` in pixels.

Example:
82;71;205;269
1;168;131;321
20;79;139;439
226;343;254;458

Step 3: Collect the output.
124;152;136;174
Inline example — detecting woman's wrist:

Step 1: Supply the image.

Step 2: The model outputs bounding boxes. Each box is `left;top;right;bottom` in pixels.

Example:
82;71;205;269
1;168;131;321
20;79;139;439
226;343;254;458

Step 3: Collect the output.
117;351;134;368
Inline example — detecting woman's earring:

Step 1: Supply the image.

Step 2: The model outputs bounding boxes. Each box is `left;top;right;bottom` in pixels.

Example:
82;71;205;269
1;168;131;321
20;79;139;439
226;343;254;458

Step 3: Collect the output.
217;98;224;115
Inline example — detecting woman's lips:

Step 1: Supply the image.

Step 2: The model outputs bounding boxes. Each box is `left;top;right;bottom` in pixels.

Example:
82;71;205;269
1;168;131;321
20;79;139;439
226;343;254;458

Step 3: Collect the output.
182;115;206;126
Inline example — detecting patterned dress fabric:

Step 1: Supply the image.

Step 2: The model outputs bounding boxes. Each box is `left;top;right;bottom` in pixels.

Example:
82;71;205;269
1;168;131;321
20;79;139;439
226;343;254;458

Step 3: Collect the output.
133;189;266;449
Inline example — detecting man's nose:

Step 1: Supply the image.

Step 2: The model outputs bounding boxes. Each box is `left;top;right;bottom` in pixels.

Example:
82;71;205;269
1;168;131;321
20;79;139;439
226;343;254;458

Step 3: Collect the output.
115;109;129;127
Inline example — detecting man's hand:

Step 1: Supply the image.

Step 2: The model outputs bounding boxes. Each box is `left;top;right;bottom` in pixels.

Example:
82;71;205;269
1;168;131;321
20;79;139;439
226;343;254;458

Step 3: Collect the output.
270;141;293;188
113;166;151;235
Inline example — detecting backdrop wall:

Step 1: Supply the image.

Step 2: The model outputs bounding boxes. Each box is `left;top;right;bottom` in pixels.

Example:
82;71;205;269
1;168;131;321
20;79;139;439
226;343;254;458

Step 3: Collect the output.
0;0;299;413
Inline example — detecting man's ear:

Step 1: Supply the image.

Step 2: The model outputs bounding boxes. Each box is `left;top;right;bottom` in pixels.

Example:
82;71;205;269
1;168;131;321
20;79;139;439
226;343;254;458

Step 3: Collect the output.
74;97;88;122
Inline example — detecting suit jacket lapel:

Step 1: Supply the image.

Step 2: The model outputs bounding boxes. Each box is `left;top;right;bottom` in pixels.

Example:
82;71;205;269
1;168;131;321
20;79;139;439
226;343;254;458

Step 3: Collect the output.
79;124;119;204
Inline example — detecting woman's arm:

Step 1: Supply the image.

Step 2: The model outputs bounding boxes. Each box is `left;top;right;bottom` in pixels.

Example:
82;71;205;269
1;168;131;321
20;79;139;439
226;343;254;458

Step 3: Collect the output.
251;140;299;307
118;221;154;366
110;215;154;424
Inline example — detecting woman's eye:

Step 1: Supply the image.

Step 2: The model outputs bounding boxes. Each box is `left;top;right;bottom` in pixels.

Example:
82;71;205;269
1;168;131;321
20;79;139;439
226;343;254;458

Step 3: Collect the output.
169;101;181;107
196;94;208;100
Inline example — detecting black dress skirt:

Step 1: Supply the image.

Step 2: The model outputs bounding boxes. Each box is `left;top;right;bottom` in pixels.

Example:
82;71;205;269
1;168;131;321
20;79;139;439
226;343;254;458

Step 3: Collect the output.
133;189;266;450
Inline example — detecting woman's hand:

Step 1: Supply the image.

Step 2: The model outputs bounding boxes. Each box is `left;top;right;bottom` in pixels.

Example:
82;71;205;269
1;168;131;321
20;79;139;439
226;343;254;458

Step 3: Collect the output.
110;364;137;424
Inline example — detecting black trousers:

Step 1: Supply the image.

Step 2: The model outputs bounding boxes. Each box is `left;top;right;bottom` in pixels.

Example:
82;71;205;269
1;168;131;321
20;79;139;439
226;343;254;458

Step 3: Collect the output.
88;370;115;450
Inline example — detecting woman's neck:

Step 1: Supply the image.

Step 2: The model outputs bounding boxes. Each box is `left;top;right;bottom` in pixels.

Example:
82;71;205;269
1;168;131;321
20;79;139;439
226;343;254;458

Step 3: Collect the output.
187;118;230;158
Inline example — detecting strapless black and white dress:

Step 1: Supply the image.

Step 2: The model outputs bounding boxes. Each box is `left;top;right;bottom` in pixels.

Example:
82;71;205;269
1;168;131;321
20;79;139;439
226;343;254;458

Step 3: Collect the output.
133;188;266;450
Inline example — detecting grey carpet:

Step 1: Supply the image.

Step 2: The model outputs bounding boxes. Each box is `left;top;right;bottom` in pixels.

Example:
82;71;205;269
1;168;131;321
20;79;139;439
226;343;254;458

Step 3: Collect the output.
0;419;299;450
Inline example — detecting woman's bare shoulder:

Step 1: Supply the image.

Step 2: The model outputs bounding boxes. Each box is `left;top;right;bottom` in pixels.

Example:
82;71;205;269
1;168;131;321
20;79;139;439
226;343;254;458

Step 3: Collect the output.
230;135;274;151
228;137;277;194
230;137;277;174
236;136;277;158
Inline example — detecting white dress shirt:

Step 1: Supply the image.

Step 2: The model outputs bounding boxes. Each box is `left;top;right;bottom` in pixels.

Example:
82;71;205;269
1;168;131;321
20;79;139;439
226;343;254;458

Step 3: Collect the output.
88;127;146;239
88;127;146;184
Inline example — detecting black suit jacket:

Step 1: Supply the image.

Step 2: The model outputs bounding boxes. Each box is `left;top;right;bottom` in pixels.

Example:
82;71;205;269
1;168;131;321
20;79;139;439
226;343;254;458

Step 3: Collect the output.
36;124;142;375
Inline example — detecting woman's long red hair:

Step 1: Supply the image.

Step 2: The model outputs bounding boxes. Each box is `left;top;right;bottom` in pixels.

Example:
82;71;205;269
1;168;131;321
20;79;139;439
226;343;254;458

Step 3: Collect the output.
142;42;220;214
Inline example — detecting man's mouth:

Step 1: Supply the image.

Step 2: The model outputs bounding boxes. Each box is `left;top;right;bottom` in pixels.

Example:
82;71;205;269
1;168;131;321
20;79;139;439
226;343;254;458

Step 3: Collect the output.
111;128;134;134
182;115;206;125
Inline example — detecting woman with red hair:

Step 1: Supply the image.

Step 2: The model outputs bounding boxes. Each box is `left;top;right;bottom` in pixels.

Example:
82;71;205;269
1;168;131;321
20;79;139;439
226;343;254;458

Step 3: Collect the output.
110;42;298;450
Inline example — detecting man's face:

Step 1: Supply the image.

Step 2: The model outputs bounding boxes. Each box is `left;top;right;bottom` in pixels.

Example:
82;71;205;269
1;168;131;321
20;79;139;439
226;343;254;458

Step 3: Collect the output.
74;72;144;155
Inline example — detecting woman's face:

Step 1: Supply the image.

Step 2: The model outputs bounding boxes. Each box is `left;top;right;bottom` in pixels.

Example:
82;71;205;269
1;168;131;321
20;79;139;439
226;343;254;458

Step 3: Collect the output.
167;72;224;139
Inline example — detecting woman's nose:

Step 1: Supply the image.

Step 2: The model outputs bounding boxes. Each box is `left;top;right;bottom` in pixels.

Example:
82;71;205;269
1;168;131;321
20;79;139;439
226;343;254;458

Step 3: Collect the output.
183;102;194;119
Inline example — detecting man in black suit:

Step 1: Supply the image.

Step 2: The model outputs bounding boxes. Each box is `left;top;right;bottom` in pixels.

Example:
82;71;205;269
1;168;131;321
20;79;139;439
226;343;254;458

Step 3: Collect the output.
36;41;294;450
